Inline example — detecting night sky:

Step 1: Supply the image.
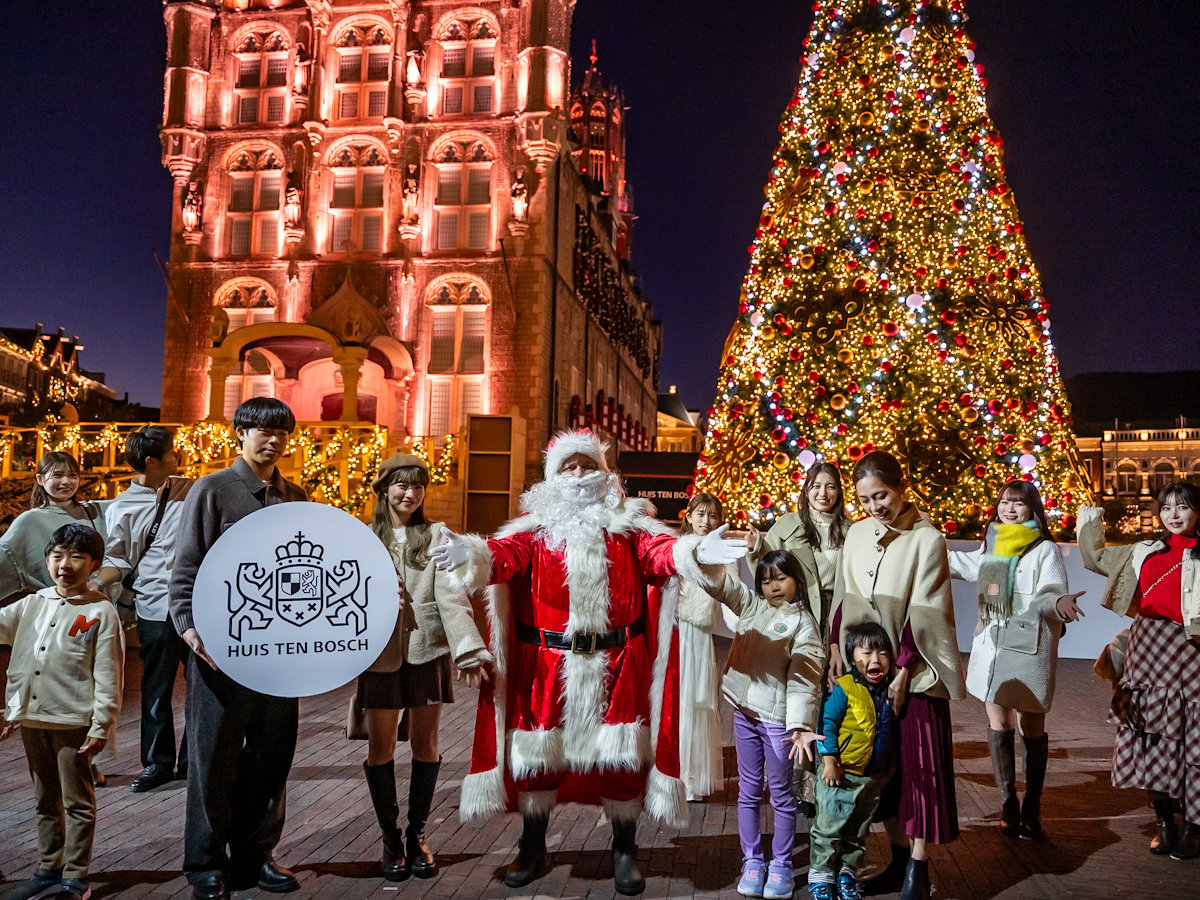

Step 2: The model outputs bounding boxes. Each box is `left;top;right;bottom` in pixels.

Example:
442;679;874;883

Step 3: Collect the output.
1;2;1196;412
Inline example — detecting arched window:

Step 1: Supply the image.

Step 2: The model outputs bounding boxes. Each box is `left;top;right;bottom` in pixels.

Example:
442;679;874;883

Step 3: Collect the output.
437;16;496;116
1189;463;1200;486
587;101;607;188
1116;462;1139;495
217;281;276;331
432;139;492;251
226;148;282;257
1152;461;1176;493
327;143;387;253
333;24;392;120
425;279;488;436
233;31;289;125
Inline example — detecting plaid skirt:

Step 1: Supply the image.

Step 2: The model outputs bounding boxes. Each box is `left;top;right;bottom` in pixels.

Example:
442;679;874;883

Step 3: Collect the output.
1110;615;1200;821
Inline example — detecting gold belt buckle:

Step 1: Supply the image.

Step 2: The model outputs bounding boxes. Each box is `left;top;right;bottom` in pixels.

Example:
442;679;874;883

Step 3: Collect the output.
570;631;598;654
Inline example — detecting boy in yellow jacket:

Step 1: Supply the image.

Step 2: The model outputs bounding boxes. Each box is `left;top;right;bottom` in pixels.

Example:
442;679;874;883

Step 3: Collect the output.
807;622;898;900
0;524;125;900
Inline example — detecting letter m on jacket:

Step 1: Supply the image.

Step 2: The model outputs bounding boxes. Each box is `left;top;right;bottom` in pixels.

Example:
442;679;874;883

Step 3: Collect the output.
70;615;100;638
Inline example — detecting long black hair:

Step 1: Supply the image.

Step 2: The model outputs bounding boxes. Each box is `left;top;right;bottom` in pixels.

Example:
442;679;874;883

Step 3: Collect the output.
1156;481;1200;560
797;462;849;550
754;549;808;603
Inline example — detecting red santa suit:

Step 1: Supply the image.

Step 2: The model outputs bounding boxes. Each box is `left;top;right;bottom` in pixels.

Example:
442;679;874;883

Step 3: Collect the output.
456;438;706;828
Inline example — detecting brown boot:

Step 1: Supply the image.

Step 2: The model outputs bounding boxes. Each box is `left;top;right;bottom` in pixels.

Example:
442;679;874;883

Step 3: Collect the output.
987;728;1020;836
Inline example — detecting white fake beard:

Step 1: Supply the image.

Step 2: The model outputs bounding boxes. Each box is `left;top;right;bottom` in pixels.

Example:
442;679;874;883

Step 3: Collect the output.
522;470;622;552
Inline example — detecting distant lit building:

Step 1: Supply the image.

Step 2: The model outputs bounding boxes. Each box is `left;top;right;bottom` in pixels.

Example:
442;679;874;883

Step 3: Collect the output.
656;387;702;453
158;0;660;484
0;325;118;425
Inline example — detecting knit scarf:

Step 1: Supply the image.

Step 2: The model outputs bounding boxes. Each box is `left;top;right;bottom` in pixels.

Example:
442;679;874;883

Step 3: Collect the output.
977;520;1043;623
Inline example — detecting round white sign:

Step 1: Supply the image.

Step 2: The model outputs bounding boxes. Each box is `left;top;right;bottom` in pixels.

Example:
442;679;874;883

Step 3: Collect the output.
192;502;399;697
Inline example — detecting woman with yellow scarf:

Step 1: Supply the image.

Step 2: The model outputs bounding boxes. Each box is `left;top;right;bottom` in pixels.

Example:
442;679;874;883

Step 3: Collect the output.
948;480;1083;839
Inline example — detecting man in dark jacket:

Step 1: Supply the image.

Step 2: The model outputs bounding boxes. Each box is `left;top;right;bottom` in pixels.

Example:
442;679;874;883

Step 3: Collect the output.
170;399;307;900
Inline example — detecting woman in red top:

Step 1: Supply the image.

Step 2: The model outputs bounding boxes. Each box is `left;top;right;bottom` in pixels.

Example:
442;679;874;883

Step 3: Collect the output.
1079;481;1200;861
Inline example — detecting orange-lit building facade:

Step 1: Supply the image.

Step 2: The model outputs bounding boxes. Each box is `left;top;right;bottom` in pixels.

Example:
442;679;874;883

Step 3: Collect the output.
159;0;659;479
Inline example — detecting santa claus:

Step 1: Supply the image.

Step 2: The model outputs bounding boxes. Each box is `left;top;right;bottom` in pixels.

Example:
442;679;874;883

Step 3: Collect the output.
433;429;745;895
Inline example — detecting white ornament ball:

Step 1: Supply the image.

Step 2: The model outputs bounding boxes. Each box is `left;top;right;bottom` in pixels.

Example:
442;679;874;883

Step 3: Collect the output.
1018;453;1037;471
905;293;924;309
798;449;817;468
750;312;765;327
898;26;916;45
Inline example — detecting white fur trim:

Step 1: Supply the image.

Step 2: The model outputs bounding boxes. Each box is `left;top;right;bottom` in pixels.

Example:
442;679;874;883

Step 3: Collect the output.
509;728;566;780
644;766;688;829
457;533;494;594
459;767;507;822
602;795;644;824
646;553;688;829
672;533;720;590
518;789;558;818
544;429;610;479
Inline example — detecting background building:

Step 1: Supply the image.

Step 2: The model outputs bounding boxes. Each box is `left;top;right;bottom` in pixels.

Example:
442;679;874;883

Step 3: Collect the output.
158;0;660;489
0;325;118;425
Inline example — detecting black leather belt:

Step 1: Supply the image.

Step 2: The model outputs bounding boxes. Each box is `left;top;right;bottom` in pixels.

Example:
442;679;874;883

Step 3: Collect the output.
515;619;646;654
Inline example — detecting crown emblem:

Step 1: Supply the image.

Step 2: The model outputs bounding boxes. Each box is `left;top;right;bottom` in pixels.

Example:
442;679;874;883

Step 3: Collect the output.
275;531;324;566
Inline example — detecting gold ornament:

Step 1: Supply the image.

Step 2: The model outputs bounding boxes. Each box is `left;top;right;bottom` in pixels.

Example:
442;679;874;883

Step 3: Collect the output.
858;178;874;195
830;393;848;410
1021;439;1035;453
800;253;816;269
773;451;791;470
960;407;979;423
837;348;855;364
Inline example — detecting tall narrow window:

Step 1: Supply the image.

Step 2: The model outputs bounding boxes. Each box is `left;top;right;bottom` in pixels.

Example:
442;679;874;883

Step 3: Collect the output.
327;144;387;254
334;25;392;121
432;141;492;251
588;102;607;189
425;281;489;434
226;149;282;257
233;31;289;125
437;17;497;117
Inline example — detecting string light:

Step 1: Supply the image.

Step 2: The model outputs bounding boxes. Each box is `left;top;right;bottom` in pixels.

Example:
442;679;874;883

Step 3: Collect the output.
695;0;1093;536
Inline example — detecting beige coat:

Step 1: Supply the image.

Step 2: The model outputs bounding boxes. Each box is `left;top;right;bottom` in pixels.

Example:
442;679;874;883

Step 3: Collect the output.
751;511;850;635
1077;505;1200;639
706;572;824;731
835;505;966;700
368;522;492;672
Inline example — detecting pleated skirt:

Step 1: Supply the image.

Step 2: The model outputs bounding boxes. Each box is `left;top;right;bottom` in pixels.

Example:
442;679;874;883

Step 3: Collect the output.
875;691;960;843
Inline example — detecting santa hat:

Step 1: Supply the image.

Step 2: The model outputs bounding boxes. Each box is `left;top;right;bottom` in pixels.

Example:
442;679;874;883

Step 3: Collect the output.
543;428;610;479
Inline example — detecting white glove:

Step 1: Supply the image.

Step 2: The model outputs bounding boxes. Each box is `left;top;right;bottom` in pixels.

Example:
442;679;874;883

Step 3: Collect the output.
696;524;748;566
431;530;469;571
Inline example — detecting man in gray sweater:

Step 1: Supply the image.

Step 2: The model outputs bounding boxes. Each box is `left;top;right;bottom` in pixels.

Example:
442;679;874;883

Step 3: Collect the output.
170;399;307;900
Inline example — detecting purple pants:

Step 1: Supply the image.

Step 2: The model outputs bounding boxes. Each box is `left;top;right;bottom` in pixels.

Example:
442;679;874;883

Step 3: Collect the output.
733;708;795;864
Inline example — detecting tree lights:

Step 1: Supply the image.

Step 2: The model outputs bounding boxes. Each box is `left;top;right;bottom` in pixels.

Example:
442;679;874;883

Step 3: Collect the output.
695;0;1092;536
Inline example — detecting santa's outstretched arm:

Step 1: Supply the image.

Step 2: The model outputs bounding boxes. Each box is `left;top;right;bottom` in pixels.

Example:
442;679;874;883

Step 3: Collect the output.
432;529;534;593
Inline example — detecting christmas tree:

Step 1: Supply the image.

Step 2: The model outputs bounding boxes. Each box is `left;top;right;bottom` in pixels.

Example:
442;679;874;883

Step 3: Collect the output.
695;0;1092;537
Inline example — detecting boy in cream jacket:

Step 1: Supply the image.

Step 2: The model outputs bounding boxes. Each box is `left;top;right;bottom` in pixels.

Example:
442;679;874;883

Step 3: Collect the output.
0;524;124;900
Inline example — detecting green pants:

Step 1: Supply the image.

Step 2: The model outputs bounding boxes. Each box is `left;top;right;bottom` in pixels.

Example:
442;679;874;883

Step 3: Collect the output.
809;769;887;878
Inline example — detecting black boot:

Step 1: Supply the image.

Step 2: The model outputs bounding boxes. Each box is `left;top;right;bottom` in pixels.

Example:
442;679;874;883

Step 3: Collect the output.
899;857;929;900
1151;796;1177;856
504;813;549;887
1020;732;1049;839
1170;821;1200;860
362;761;408;881
865;844;910;896
611;818;645;896
988;728;1021;837
405;758;440;878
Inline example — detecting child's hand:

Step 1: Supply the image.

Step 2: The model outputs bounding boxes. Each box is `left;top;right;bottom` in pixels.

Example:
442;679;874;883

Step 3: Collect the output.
822;756;843;787
78;737;106;757
784;730;824;764
888;666;909;713
0;718;18;740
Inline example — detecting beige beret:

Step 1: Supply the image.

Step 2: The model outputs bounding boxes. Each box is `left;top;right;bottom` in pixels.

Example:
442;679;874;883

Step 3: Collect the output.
372;451;429;491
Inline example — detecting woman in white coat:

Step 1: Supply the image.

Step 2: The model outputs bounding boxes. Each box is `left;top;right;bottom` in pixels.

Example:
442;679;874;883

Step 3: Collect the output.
947;480;1083;838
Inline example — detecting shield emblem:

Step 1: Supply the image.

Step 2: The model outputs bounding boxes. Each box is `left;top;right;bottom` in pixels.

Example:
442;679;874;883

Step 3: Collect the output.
275;564;323;626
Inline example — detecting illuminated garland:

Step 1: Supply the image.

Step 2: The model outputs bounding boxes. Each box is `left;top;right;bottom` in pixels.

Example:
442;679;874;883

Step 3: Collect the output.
409;434;457;485
695;0;1093;536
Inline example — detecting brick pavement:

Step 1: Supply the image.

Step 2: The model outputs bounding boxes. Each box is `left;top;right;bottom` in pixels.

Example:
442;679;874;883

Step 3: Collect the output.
1;645;1195;899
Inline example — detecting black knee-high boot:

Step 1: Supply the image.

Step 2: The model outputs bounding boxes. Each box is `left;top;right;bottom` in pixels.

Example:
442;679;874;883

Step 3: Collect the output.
1020;732;1049;838
611;818;645;896
406;758;440;878
1151;794;1178;855
988;728;1020;836
504;813;549;887
362;761;408;881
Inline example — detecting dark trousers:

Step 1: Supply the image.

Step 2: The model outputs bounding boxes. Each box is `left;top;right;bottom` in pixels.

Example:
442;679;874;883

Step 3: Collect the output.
183;654;298;882
137;616;189;771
